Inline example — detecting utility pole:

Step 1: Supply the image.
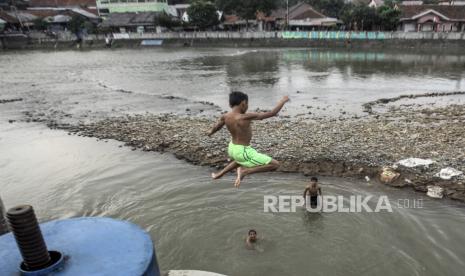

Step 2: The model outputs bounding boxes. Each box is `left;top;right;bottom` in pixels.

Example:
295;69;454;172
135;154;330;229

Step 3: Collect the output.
286;0;289;30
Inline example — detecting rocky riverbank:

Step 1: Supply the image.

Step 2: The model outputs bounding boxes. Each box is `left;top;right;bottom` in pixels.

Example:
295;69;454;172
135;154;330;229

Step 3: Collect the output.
26;102;465;202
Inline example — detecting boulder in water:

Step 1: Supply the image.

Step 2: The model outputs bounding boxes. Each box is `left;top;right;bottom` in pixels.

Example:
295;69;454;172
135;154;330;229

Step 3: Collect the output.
397;158;434;168
427;186;444;199
435;167;463;180
380;167;400;184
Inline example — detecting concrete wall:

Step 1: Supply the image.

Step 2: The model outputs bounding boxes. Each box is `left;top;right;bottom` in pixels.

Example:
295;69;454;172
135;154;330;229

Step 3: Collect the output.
122;31;465;40
3;31;465;51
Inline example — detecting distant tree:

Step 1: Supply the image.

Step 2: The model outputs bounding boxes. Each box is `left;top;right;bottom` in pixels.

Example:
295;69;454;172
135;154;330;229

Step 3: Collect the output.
309;0;346;18
423;0;439;3
83;21;96;34
377;5;401;31
187;0;219;29
341;4;378;31
382;0;401;7
340;3;355;29
68;15;85;35
216;0;278;30
216;0;278;20
33;18;49;31
155;13;181;30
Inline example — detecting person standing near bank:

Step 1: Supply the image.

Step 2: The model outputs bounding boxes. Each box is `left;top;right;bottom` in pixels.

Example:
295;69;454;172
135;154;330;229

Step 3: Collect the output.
303;177;322;208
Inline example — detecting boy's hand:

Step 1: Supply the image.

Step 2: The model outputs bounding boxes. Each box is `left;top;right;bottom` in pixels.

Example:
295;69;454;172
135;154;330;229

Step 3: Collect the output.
280;96;290;103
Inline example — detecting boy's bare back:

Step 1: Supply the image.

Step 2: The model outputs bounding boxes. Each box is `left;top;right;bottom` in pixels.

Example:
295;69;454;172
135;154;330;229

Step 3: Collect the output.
210;96;290;145
223;112;253;146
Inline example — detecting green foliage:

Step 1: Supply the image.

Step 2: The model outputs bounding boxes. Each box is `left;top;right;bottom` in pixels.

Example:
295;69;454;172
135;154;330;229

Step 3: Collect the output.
68;15;96;34
155;13;181;30
188;0;220;29
377;5;401;31
341;2;401;31
68;15;85;34
216;0;277;20
33;18;49;31
83;21;96;34
307;0;346;18
341;4;377;30
423;0;439;4
210;0;400;31
382;0;401;7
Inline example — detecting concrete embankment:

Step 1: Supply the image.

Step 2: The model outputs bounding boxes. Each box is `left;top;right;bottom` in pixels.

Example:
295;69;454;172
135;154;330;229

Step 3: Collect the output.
2;31;465;52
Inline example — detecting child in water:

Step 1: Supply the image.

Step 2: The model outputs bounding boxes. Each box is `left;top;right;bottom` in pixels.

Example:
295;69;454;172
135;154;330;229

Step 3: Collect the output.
207;91;289;187
245;229;264;252
246;229;258;249
303;177;322;208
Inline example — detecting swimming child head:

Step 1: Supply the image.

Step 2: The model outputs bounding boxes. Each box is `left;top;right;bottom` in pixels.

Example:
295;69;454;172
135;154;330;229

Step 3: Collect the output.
248;229;257;242
310;176;318;188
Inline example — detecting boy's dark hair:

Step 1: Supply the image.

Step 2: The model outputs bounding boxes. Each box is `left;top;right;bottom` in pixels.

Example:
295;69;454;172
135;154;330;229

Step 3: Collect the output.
310;177;318;182
248;229;257;235
229;91;248;107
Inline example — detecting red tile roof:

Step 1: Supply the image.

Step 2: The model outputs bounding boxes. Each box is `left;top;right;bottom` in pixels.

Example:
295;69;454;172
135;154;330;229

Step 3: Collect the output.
28;0;96;7
80;7;98;16
292;9;325;20
26;9;65;18
224;14;239;24
0;10;19;23
270;3;326;20
289;3;325;20
256;11;275;22
399;5;465;20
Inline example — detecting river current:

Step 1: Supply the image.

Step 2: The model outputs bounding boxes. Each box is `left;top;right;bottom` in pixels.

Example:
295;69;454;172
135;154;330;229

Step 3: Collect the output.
1;48;465;275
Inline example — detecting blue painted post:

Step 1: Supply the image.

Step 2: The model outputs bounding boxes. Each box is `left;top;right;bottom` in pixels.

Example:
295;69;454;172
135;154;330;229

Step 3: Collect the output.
0;196;8;235
0;217;160;276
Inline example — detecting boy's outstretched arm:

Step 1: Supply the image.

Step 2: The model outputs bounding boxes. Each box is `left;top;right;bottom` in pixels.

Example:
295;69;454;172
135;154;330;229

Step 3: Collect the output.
243;96;289;120
207;115;225;136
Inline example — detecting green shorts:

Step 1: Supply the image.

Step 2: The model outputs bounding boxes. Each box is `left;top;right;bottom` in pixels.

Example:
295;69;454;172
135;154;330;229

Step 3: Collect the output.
228;142;272;168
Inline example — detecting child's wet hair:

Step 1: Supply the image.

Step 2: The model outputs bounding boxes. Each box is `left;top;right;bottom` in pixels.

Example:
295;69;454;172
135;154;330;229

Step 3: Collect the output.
229;91;248;107
248;229;257;235
311;176;318;182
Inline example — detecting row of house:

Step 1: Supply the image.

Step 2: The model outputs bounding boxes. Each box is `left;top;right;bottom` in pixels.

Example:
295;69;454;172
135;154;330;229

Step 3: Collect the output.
98;2;342;32
361;0;465;32
221;3;341;32
0;0;99;33
2;0;465;34
397;4;465;32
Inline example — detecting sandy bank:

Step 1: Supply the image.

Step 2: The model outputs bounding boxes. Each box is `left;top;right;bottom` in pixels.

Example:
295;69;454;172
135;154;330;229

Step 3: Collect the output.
29;103;465;202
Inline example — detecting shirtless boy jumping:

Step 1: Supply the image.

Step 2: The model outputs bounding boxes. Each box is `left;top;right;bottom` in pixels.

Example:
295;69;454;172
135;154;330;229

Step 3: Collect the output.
207;91;289;187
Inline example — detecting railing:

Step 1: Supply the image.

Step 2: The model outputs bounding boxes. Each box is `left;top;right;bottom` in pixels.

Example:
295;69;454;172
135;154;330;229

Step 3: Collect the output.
121;31;465;40
14;31;465;42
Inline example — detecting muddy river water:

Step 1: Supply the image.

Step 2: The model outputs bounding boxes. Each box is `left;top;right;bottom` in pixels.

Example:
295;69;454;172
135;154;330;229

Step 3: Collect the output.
1;48;465;275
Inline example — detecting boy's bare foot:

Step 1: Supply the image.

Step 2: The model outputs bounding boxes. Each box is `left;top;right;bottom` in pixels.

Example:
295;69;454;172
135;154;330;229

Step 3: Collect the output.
234;167;246;188
211;172;221;179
